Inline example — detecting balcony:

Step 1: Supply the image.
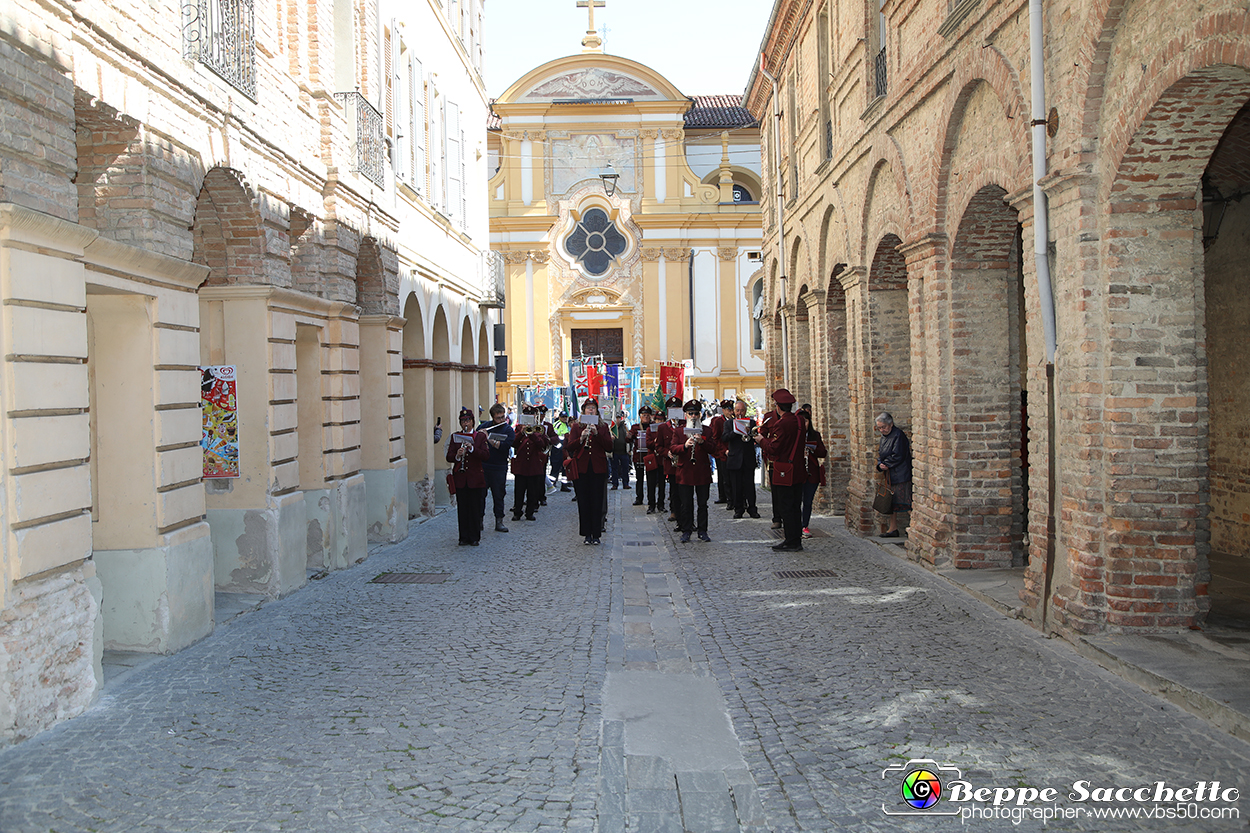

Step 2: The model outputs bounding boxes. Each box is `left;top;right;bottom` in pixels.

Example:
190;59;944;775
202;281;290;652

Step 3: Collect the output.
334;91;386;188
481;250;505;308
182;0;257;98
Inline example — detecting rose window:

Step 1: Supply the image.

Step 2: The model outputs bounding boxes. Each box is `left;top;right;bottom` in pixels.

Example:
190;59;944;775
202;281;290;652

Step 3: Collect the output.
564;208;628;277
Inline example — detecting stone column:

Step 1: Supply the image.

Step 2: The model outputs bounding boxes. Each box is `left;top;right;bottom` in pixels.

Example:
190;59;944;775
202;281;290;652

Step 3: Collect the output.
360;314;408;543
838;266;878;535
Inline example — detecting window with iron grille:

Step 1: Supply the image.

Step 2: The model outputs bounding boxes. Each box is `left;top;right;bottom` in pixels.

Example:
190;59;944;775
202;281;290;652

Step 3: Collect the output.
182;0;257;99
335;91;387;187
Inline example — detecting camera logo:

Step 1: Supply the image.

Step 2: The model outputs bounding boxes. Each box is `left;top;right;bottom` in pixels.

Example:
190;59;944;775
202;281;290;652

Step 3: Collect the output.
882;759;962;816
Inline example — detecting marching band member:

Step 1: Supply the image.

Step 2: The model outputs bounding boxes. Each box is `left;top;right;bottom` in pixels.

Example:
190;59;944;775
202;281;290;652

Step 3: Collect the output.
446;408;489;546
656;396;685;524
510;405;550;522
670;399;722;543
568;397;612;545
628;406;661;511
756;389;807;552
721;399;761;519
710;399;733;506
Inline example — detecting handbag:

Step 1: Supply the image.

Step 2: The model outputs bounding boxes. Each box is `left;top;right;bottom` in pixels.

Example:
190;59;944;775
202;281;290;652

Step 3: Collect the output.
872;471;894;515
446;471;457;497
644;454;658;471
770;421;805;487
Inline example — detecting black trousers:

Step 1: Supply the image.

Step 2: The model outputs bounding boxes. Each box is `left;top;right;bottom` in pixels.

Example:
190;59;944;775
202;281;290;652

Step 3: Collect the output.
647;466;666;509
716;462;728;502
677;483;710;534
512;474;543;518
575;471;607;539
773;483;803;546
667;473;682;519
482;466;507;520
634;463;646;503
770;468;781;522
457;486;484;544
729;468;757;513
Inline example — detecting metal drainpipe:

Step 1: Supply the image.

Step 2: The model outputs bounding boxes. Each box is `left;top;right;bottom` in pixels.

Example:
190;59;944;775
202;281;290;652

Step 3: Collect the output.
759;53;788;389
1029;0;1060;632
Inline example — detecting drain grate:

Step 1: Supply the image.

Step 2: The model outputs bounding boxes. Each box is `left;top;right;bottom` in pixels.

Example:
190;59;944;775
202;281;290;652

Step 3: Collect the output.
623;541;656;547
774;569;840;579
370;572;451;584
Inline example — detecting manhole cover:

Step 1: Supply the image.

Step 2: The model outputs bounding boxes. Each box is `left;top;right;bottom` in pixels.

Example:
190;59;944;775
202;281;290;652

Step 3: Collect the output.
623;541;656;547
369;573;451;584
774;570;840;579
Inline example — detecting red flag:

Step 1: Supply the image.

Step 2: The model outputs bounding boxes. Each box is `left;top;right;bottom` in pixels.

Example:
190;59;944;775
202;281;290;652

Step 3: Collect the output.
586;364;602;395
659;364;684;401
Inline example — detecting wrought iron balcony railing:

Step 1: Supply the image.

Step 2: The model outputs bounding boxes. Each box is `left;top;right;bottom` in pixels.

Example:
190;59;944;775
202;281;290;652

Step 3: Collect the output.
334;91;387;188
182;0;257;99
874;47;888;100
824;118;833;160
481;250;506;308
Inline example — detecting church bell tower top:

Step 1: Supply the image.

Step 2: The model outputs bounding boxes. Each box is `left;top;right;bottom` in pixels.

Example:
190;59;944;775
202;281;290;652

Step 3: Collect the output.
577;0;605;52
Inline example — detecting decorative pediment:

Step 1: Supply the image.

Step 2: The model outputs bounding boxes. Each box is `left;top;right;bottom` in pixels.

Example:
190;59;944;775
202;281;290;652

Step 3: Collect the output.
571;288;622;306
520;68;663;101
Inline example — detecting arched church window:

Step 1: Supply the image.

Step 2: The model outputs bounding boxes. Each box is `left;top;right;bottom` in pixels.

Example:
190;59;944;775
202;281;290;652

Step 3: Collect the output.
733;183;753;203
564;207;628;277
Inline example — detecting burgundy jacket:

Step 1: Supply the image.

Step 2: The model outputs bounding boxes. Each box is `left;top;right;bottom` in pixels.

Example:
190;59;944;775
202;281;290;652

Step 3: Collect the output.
707;415;729;460
656;421;682;478
446;430;489;489
670;424;721;486
511;427;550;477
568;420;612;475
757;412;808;485
803;430;828;484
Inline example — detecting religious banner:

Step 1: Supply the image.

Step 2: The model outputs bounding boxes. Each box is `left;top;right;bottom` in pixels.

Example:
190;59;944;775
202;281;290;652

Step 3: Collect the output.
586;363;603;396
201;365;239;479
619;367;638;422
570;360;589;400
659;363;684;401
604;364;620;397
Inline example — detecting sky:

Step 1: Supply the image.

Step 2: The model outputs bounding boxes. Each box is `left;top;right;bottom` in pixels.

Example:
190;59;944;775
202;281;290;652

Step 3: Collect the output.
484;0;777;99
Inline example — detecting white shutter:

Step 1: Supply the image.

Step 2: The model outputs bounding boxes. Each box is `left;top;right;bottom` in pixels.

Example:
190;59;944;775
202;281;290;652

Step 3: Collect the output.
445;101;461;223
460;129;467;228
409;55;424;194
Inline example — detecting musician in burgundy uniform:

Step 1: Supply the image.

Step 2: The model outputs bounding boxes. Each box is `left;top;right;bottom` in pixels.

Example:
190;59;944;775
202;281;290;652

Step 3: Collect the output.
721;398;760;519
670;399;721;542
628;406;660;510
446;407;490;546
510;405;550;522
655;395;685;524
755;389;807;551
568;397;612;545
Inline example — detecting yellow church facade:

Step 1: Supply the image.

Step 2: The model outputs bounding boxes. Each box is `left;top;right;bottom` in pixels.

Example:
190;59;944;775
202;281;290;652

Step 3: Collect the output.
488;53;766;406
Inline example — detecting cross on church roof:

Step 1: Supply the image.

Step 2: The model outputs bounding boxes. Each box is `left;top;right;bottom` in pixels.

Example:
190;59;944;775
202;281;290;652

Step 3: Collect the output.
577;0;605;52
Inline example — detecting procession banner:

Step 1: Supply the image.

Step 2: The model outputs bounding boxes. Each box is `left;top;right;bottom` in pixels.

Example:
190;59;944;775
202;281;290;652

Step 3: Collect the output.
604;364;620;397
659;363;684;400
201;365;239;479
586;363;603;396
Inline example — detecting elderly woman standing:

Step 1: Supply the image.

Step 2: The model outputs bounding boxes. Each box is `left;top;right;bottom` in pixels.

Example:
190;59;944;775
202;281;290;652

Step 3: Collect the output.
875;412;912;537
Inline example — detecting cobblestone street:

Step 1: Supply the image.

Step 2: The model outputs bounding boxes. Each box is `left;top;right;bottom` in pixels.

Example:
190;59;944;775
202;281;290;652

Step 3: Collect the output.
3;486;1250;832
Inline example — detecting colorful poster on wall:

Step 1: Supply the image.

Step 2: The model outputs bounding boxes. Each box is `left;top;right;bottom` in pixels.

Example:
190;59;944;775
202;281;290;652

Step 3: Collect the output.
201;365;239;479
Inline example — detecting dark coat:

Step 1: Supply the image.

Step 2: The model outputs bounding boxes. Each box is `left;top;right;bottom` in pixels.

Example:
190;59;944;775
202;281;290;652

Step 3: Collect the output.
476;420;515;469
803;429;828;483
721;417;758;471
877;425;912;485
629;423;658;465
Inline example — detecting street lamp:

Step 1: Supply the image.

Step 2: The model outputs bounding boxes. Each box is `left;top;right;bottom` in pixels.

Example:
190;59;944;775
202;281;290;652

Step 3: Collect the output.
599;162;620;197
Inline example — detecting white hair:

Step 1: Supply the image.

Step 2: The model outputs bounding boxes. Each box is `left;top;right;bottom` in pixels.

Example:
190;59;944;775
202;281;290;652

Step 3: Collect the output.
875;413;894;427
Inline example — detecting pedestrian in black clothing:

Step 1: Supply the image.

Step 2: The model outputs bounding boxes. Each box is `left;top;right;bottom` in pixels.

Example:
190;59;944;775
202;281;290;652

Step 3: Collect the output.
477;403;514;533
721;399;760;519
875;412;912;537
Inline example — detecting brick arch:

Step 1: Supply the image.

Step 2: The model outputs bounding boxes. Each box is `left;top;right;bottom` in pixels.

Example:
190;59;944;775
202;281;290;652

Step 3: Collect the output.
787;235;810;305
1076;60;1250;632
862;160;908;269
193;167;264;286
859;140;916;263
356;237;386;314
868;233;907;292
928;50;1030;238
1073;0;1131;155
1098;36;1250;200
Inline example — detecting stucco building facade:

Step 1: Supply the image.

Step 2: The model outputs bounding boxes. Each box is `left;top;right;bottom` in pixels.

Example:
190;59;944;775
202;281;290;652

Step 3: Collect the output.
748;0;1250;637
487;51;766;405
0;0;492;744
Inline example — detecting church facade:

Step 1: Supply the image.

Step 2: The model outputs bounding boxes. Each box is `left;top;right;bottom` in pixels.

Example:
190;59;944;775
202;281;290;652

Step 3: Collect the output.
488;53;766;407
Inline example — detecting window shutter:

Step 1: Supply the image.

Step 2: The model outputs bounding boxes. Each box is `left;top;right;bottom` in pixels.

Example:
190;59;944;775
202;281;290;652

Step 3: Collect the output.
445;101;461;224
460;128;467;228
383;22;394;135
409;55;424;194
